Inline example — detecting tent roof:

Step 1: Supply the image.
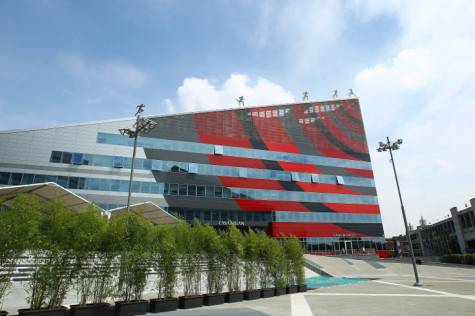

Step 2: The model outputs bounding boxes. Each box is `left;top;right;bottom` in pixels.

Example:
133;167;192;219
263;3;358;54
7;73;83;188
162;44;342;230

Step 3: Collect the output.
0;182;101;211
109;201;178;225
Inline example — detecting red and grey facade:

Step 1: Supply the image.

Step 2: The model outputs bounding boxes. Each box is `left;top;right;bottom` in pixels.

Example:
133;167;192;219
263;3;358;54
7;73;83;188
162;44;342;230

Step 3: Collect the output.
0;98;384;252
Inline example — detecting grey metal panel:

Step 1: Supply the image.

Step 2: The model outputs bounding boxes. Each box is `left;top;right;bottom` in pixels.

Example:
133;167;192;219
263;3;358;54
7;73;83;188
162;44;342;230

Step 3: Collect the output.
346;185;377;196
146;114;200;143
164;195;241;211
143;148;210;164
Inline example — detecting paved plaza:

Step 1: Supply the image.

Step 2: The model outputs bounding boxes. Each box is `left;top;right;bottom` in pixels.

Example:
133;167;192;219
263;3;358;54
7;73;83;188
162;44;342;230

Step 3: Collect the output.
146;258;475;316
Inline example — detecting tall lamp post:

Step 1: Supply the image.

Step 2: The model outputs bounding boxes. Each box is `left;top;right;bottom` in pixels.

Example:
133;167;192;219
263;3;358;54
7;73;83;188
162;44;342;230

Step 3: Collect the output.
377;137;421;286
119;104;157;213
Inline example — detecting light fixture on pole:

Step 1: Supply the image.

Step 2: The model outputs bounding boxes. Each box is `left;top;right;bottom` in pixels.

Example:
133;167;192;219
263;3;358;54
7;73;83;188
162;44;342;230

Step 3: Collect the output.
377;137;422;286
119;104;157;213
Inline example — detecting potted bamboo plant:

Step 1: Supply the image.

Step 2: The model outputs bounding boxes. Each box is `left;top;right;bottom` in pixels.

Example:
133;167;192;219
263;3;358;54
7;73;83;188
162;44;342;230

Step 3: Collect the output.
283;237;304;294
111;212;154;316
242;230;260;301
176;220;203;309
69;205;112;316
222;226;244;303
149;224;178;313
201;225;226;306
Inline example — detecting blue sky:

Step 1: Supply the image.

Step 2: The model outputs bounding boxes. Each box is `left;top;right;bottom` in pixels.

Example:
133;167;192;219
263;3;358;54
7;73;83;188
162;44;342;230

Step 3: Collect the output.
1;0;474;236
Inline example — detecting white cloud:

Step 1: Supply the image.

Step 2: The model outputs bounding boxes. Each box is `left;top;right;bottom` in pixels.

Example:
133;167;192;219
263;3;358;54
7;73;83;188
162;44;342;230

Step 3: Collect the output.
353;0;475;236
170;74;295;113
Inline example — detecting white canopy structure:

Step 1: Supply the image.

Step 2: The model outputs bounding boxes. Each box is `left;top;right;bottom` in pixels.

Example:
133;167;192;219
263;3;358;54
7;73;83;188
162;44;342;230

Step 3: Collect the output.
0;182;102;211
109;201;178;225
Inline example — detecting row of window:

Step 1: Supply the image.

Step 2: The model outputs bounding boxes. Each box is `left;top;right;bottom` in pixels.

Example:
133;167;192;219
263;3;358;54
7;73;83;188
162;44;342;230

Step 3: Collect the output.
50;151;374;188
97;132;372;170
273;211;382;224
163;182;378;205
169;208;272;223
0;172;163;194
0;171;377;205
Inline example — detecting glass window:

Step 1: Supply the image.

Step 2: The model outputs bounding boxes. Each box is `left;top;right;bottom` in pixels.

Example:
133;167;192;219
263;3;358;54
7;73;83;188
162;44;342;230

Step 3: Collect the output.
21;174;34;185
179;184;187;196
204;211;211;221
171;165;180;173
0;172;10;184
311;174;320;183
72;153;83;165
205;185;214;197
197;185;205;197
291;172;300;182
336;176;345;185
164;183;169;195
231;190;239;198
141;182;151;193
214;145;224;155
214;186;223;198
239;168;247;178
33;174;45;183
221;211;229;221
188;163;198;174
143;159;152;170
61;152;72;164
151;160;162;171
50;151;62;163
68;177;79;189
223;187;231;198
113;156;123;168
10;173;22;185
57;176;68;187
212;210;220;221
170;183;178;195
110;179;120;191
188;184;197;196
245;212;253;222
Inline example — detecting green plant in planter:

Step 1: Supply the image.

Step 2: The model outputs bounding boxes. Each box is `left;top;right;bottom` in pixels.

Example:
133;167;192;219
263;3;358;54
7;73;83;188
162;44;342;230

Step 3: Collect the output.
26;199;78;309
242;229;259;291
223;225;244;292
0;195;41;310
109;211;154;302
283;237;304;285
175;220;202;296
150;224;178;299
268;239;287;288
255;231;274;289
199;224;225;294
71;204;110;305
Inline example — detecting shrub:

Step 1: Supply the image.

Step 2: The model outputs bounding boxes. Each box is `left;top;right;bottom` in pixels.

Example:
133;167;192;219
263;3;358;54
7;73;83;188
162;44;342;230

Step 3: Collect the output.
175;220;202;296
223;225;244;292
283;237;305;285
441;254;475;265
198;224;225;294
150;224;178;298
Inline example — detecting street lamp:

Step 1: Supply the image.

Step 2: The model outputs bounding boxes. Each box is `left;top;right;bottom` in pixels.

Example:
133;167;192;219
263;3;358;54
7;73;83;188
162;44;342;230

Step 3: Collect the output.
119;104;157;213
377;137;422;286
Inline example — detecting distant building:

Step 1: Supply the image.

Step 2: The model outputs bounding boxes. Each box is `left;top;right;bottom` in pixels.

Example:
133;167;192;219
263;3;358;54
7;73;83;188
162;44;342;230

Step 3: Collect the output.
389;198;475;257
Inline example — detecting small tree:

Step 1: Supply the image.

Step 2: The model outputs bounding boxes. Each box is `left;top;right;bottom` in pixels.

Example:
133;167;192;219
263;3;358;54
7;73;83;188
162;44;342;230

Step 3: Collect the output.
199;224;225;294
150;224;178;299
175;220;202;296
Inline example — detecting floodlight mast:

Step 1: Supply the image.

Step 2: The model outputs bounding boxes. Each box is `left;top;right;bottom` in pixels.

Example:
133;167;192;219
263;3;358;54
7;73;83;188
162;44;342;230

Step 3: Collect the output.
377;137;421;286
119;104;157;213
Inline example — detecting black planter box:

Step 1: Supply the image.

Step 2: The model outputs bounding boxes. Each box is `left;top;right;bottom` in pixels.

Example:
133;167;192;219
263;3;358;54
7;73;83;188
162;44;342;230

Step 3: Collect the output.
18;307;67;316
243;289;261;300
149;298;178;313
286;285;299;294
203;293;225;306
70;303;110;316
261;288;275;298
224;291;243;303
0;311;8;316
274;287;287;296
298;284;307;292
178;295;203;309
114;300;149;316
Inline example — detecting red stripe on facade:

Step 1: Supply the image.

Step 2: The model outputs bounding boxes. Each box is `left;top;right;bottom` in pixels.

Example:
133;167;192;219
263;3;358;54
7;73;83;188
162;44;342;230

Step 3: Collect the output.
341;99;363;121
235;199;309;212
207;155;267;169
318;112;368;153
193;110;253;148
277;161;320;173
345;168;374;179
334;108;365;134
219;176;284;190
323;203;381;214
296;182;367;195
270;222;367;238
250;107;301;154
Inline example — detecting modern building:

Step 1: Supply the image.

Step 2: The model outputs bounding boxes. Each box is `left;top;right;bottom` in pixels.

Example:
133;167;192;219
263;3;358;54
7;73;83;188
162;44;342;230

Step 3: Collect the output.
389;198;475;257
0;98;384;253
